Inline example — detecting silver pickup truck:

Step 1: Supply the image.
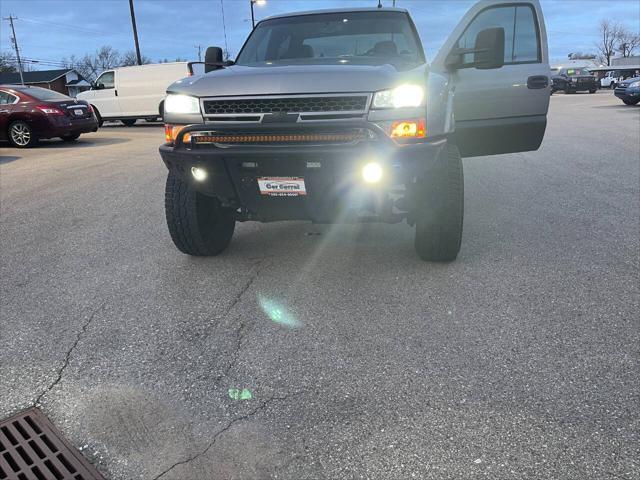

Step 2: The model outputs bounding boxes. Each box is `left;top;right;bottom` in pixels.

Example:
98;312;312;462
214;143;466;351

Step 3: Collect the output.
160;0;550;261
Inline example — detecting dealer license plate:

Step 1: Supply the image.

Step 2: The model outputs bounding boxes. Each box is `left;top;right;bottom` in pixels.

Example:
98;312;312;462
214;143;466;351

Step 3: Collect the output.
73;109;84;116
257;177;306;197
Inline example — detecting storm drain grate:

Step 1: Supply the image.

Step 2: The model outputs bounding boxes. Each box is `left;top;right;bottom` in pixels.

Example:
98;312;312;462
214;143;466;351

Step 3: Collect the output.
0;408;103;480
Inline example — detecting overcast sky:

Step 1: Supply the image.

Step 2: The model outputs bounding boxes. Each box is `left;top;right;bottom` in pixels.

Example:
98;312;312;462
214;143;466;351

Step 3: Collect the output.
1;0;639;69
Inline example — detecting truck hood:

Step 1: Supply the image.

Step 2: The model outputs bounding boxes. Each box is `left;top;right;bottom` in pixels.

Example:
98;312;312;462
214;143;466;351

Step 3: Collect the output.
168;63;426;97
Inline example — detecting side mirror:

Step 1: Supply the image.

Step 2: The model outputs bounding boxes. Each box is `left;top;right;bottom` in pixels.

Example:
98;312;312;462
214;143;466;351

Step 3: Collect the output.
473;27;504;70
205;46;224;73
95;83;105;90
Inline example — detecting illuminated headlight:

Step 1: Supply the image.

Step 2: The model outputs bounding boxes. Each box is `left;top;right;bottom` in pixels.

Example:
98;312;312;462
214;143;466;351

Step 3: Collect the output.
630;81;640;88
164;94;200;114
372;84;425;109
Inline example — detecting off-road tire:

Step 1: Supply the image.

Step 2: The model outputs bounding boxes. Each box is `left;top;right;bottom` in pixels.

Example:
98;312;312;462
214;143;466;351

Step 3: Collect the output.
165;171;235;256
121;119;137;127
414;143;464;262
8;121;37;148
61;133;80;142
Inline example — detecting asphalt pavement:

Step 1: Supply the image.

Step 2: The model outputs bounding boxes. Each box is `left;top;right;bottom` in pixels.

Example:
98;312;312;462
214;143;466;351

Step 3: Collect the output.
1;91;638;480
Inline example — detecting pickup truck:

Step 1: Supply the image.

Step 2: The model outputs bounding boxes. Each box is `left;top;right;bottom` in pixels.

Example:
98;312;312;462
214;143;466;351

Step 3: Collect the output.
160;0;550;262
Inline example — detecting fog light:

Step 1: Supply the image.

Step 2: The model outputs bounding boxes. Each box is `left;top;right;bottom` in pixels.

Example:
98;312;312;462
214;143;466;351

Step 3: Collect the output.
191;166;207;181
362;162;383;184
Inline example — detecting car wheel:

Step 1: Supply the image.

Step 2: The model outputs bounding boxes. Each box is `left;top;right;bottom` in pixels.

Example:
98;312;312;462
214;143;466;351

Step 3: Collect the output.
623;99;640;105
165;170;235;256
92;106;104;127
8;121;37;148
413;142;463;262
564;85;571;94
121;119;137;127
61;133;81;142
610;83;616;90
589;89;596;94
159;100;165;121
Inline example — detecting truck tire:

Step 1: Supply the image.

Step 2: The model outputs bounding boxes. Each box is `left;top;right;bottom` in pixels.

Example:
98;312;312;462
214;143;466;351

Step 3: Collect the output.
165;171;235;256
589;89;596;94
414;143;463;262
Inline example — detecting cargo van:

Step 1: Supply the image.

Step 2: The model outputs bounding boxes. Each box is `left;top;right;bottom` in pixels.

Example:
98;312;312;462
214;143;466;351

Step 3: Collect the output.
77;62;191;126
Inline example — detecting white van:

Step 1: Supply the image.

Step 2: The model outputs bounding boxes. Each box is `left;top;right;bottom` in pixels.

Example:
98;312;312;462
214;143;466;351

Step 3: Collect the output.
77;62;191;126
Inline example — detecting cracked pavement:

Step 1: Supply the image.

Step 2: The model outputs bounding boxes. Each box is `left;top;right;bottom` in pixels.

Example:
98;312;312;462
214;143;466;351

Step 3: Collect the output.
1;93;639;480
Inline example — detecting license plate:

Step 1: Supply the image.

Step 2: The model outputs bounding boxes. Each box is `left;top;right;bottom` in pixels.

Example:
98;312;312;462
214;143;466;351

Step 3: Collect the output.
257;177;306;197
73;109;84;116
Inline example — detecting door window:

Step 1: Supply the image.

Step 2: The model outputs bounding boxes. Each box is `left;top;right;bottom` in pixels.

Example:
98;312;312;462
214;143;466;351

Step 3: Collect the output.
0;91;17;104
96;71;115;89
457;4;540;65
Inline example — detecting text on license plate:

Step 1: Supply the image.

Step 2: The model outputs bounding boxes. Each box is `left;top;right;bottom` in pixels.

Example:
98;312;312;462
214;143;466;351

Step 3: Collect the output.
73;109;84;116
257;177;306;197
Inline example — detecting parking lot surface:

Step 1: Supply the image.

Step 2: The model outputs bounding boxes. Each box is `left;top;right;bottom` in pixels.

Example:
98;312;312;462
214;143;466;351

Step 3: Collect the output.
1;92;638;479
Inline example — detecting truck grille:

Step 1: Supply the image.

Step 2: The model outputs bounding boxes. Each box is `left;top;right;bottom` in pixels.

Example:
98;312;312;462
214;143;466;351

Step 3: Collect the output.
202;95;369;115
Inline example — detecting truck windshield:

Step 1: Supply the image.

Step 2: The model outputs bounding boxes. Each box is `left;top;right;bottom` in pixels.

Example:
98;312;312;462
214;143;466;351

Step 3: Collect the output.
236;11;424;67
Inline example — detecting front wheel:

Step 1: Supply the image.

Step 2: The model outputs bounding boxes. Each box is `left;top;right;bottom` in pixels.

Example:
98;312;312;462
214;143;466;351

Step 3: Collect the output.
413;143;464;262
589;89;596;94
165;171;235;256
623;99;640;105
8;121;37;148
610;83;616;90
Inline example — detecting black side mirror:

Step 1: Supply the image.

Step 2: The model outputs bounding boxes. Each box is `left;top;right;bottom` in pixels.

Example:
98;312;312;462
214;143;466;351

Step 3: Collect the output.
205;46;224;73
95;83;105;90
473;27;505;70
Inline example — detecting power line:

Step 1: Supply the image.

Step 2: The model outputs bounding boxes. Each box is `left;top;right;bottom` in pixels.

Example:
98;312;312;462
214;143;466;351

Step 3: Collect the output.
18;17;109;36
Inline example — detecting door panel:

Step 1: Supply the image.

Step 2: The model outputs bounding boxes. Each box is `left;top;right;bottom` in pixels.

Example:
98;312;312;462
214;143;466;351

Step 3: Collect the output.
89;71;121;118
0;91;16;141
432;0;550;158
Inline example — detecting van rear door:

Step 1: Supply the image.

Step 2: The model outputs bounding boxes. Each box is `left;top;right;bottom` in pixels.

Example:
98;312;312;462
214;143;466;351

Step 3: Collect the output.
431;0;550;158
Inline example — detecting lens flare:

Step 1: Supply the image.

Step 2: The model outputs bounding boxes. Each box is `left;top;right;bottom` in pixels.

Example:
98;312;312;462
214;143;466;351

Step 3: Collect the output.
258;295;301;328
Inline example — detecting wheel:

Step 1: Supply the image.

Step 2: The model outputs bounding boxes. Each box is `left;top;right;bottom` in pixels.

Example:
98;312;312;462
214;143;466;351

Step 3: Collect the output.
165;170;235;256
159;100;165;121
589;89;596;94
623;99;639;105
564;85;572;94
610;83;616;90
8;121;37;148
61;133;81;142
121;119;137;127
92;106;103;127
413;142;464;262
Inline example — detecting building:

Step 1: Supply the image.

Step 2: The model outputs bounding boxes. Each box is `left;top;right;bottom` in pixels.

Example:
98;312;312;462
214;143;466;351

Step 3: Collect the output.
0;69;91;97
588;56;640;82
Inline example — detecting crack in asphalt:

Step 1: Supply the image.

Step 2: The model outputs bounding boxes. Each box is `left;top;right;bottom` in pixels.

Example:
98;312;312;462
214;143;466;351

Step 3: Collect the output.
34;301;106;406
218;257;269;322
151;394;292;480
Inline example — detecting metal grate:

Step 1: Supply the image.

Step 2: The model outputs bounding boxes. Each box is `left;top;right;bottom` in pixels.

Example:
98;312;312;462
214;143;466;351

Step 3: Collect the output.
0;408;104;480
203;95;368;115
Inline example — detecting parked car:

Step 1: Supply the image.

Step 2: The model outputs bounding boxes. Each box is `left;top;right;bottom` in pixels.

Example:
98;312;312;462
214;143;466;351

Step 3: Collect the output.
614;77;640;105
77;62;192;127
600;70;621;89
551;67;597;94
160;1;551;262
0;85;98;148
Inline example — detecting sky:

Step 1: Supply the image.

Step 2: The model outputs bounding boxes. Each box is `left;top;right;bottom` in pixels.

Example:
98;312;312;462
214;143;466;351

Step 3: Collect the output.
1;0;639;70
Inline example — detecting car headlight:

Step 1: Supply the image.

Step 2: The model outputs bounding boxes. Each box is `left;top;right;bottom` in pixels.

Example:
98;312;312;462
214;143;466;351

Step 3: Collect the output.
164;94;200;114
630;81;640;88
372;84;425;109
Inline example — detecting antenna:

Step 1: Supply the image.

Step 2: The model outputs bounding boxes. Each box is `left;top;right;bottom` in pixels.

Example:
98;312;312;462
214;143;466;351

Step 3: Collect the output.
3;15;25;85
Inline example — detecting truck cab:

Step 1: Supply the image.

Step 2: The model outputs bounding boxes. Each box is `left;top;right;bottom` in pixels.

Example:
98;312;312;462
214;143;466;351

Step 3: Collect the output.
160;0;550;262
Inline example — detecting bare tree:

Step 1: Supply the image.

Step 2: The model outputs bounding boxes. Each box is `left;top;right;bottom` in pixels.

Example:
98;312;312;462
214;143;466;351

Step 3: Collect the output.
120;50;152;66
617;27;640;57
596;20;623;66
0;51;17;73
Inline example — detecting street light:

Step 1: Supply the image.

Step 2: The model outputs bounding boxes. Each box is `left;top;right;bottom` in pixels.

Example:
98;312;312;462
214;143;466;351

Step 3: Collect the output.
250;0;266;29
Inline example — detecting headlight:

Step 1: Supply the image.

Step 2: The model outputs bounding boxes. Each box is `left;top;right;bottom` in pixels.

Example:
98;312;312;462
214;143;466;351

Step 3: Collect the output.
630;81;640;88
372;84;425;109
164;94;200;114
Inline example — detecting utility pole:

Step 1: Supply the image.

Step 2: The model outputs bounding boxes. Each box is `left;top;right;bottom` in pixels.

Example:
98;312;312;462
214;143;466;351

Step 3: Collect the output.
128;0;142;65
195;45;202;62
4;15;25;85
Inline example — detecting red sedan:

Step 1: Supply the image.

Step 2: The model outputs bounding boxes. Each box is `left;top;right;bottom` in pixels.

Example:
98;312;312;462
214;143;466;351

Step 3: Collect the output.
0;85;98;148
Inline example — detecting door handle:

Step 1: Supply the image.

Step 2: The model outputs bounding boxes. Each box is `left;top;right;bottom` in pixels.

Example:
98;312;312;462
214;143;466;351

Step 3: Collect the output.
115;90;118;97
527;75;549;89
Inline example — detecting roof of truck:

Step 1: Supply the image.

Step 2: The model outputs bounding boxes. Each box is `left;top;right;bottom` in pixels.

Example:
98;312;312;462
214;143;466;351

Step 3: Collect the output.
261;7;408;22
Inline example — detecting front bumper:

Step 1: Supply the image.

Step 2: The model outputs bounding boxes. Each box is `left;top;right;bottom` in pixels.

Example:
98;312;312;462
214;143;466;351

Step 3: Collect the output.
614;86;640;101
159;122;446;222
